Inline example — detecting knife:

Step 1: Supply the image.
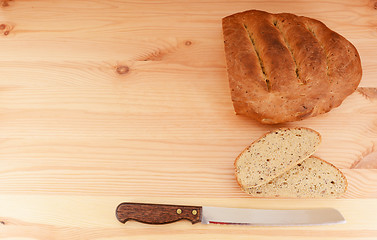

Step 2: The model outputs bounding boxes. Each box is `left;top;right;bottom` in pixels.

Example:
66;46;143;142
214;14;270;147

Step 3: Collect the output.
115;202;345;226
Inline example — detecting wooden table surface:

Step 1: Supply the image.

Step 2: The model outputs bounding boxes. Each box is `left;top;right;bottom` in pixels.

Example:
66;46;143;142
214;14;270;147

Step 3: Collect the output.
1;0;377;239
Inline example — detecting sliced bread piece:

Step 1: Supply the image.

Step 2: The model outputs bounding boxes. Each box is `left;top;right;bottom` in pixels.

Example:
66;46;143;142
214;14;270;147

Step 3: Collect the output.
235;127;321;187
242;156;347;198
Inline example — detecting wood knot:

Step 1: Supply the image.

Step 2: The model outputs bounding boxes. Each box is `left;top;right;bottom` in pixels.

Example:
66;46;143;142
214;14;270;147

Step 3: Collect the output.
370;0;377;9
116;65;129;75
357;87;377;100
0;23;14;36
1;0;13;7
185;40;192;46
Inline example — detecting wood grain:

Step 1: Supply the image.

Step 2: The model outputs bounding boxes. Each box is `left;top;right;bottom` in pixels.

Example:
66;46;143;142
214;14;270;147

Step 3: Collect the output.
0;0;377;239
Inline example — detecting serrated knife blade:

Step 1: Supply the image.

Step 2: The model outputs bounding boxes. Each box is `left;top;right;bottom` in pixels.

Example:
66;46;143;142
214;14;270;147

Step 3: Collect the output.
201;206;345;226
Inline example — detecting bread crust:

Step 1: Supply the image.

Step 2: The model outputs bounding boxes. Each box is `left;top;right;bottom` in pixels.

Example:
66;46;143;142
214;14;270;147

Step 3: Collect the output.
222;10;362;124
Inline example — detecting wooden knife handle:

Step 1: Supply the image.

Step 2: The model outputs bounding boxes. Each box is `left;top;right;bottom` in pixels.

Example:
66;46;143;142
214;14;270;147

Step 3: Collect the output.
116;202;202;224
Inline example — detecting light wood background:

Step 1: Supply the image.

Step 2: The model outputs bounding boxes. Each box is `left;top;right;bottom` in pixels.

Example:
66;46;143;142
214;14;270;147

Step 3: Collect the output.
1;0;377;239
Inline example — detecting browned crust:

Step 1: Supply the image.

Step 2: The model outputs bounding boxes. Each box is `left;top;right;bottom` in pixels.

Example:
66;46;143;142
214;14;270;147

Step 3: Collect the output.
234;127;322;188
222;10;362;124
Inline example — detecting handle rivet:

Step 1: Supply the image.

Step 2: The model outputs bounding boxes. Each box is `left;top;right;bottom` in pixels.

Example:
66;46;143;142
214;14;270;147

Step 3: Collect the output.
176;209;182;214
192;209;197;215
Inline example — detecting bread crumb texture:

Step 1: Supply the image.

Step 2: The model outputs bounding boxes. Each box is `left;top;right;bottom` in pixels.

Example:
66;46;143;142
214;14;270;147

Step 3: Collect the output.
245;156;347;198
235;127;320;187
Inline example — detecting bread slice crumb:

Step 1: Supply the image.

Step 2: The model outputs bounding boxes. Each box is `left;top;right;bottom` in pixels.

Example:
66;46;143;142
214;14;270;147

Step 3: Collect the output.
235;127;321;188
243;156;347;198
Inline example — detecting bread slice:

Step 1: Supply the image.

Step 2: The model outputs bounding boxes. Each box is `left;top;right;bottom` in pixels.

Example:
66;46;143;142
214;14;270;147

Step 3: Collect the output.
234;127;321;188
242;156;347;198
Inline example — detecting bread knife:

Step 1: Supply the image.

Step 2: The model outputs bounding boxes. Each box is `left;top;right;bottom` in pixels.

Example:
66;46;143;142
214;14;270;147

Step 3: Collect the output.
116;202;345;226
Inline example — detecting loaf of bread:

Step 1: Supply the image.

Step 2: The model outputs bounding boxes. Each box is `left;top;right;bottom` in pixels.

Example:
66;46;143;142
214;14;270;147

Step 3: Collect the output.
241;156;347;198
222;10;362;124
234;127;321;187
